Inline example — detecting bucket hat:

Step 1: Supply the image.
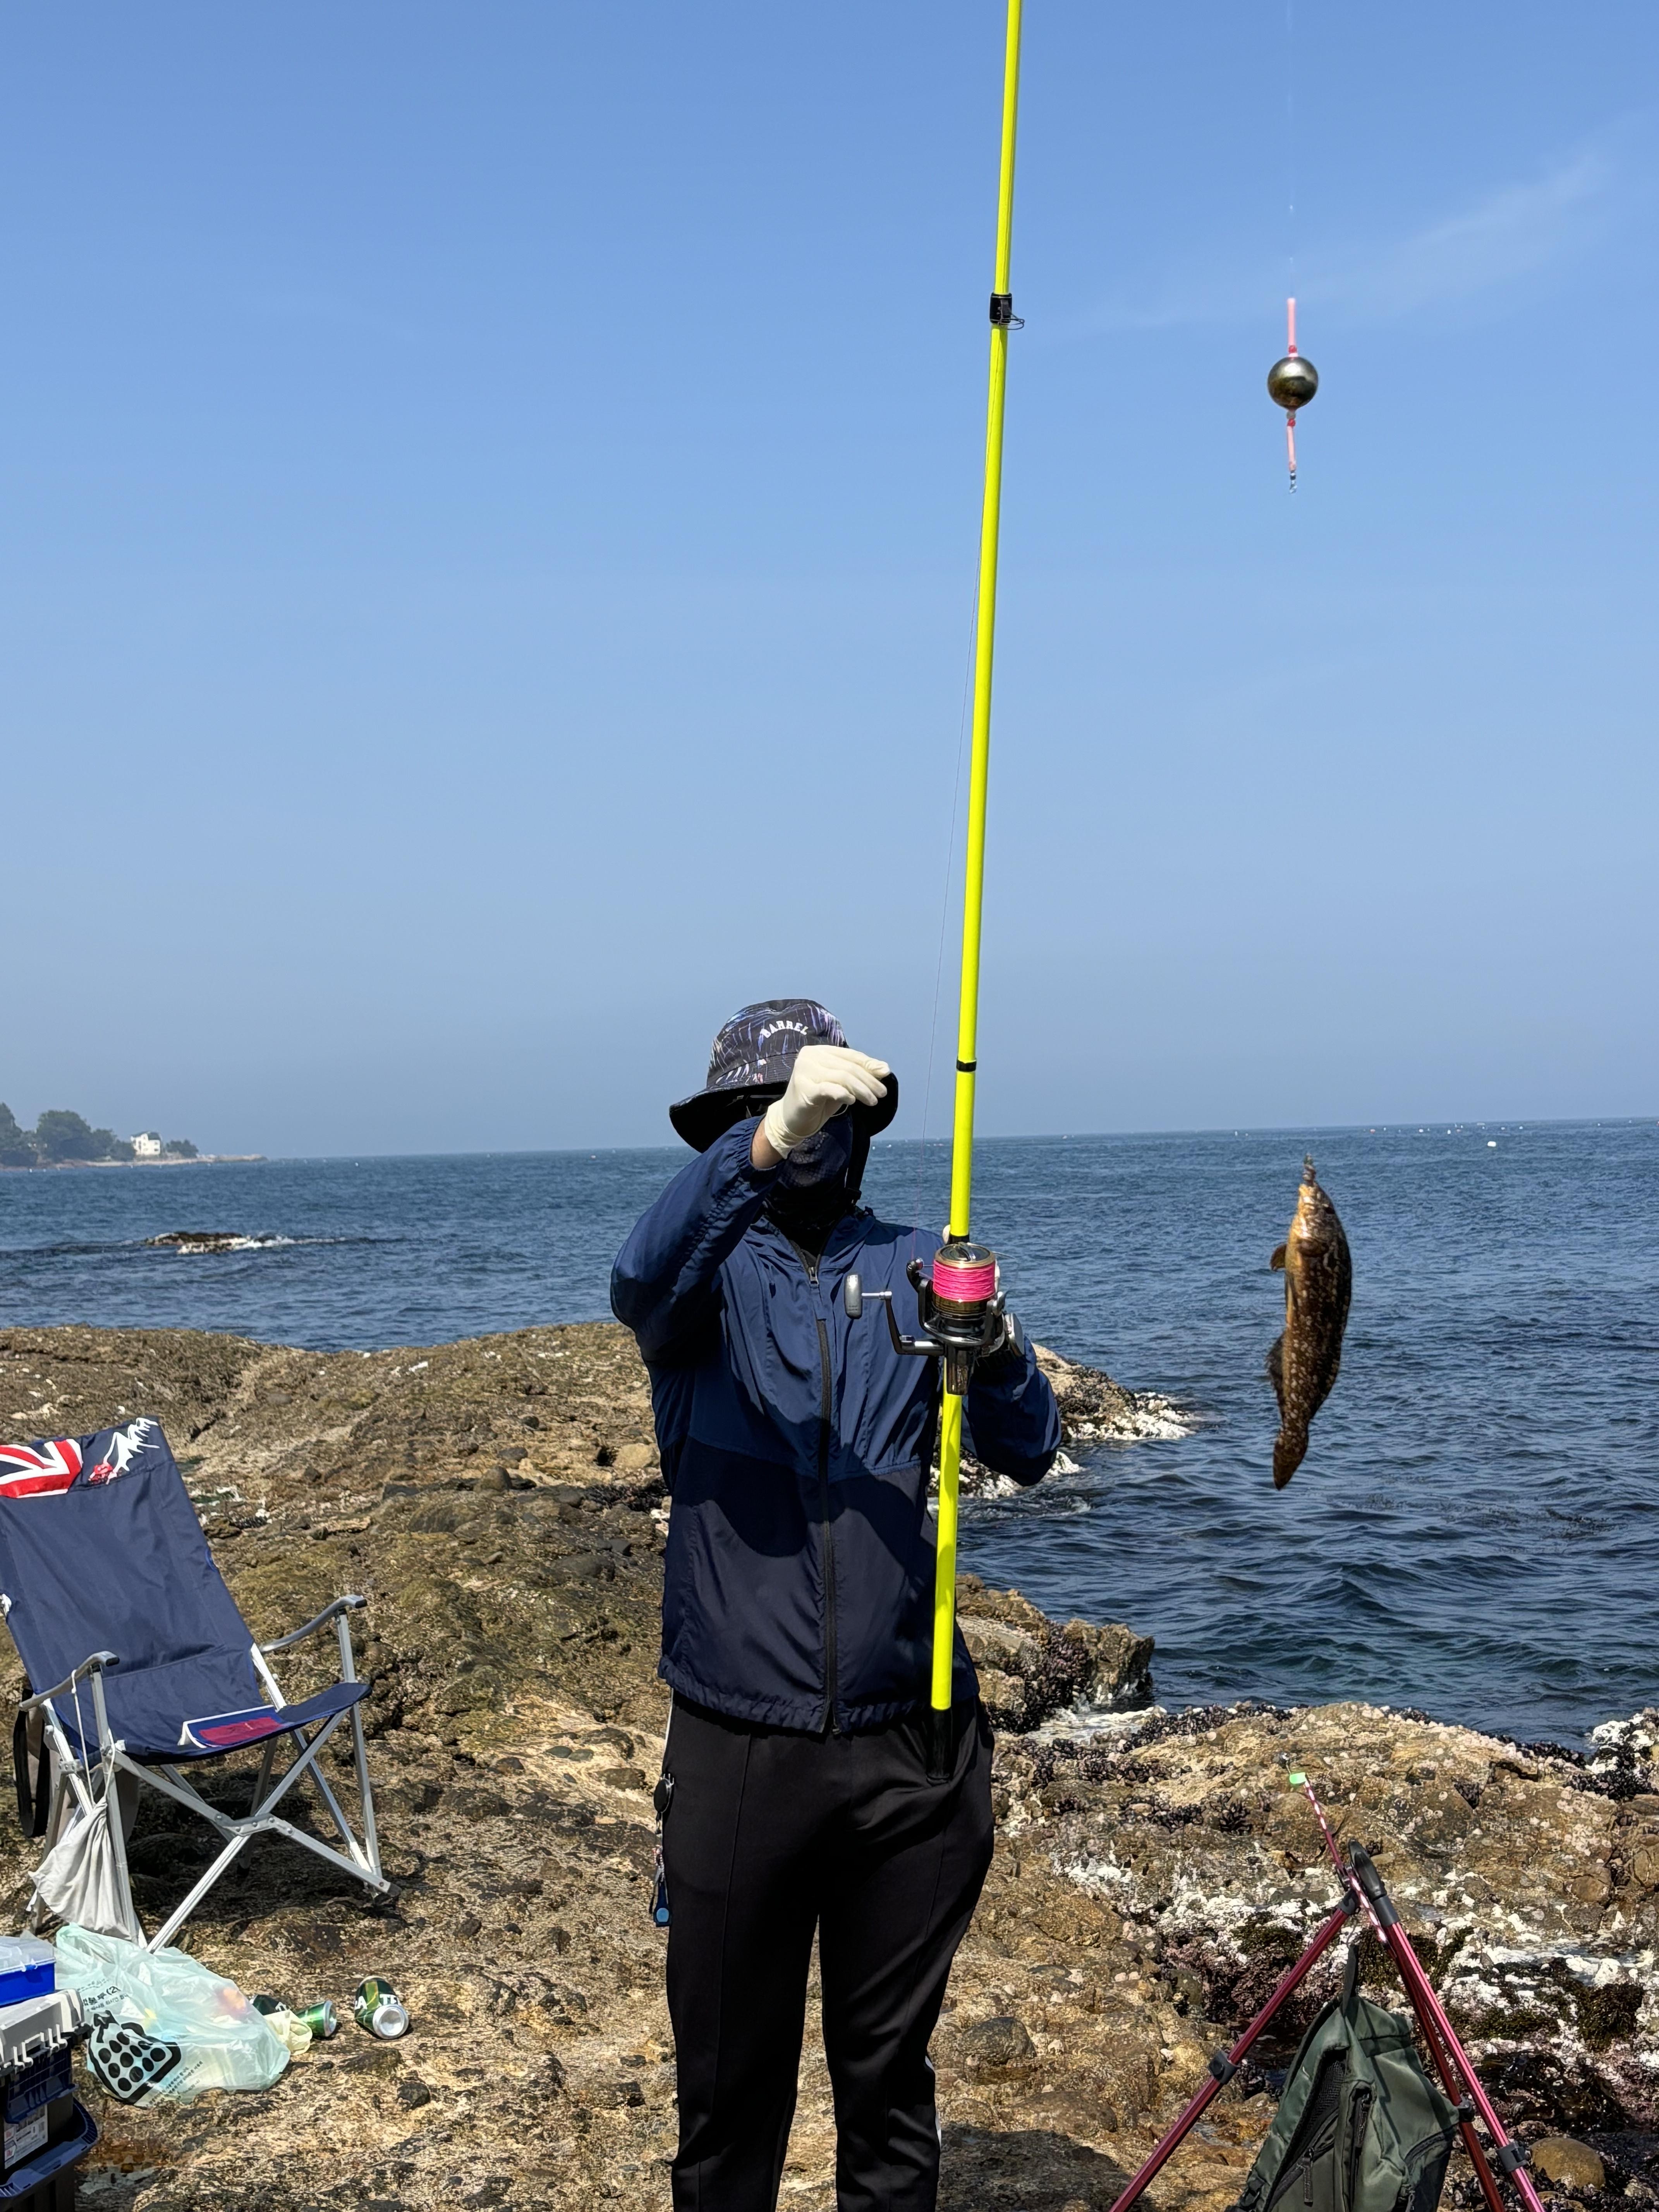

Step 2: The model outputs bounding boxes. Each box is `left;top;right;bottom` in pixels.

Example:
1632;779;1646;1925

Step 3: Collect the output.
669;999;900;1152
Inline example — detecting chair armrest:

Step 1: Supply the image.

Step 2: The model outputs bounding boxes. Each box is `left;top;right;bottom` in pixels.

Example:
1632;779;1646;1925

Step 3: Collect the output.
20;1651;120;1714
261;1594;366;1656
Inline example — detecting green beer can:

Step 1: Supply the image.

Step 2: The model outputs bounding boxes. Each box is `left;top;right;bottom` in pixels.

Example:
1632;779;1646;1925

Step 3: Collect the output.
298;2000;339;2040
354;1977;410;2040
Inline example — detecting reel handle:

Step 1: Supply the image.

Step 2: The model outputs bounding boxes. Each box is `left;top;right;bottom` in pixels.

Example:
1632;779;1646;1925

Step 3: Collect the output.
842;1275;930;1359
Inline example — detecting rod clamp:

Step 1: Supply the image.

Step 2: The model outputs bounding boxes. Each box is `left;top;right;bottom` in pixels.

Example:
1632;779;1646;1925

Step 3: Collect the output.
989;292;1024;329
1496;2143;1529;2176
1346;1844;1401;1928
1207;2052;1240;2085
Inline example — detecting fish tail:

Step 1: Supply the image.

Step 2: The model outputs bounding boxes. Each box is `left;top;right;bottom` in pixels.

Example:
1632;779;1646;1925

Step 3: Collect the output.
1273;1428;1308;1488
1302;1153;1316;1184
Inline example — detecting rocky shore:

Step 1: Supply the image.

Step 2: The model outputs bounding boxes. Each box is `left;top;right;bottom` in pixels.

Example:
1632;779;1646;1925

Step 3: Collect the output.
0;1322;1652;2212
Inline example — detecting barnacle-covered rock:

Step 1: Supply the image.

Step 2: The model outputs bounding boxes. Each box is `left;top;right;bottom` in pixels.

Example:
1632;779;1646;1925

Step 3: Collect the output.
1;1321;1651;2212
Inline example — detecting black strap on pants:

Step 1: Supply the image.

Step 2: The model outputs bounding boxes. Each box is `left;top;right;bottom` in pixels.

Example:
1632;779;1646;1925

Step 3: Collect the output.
661;1696;994;2212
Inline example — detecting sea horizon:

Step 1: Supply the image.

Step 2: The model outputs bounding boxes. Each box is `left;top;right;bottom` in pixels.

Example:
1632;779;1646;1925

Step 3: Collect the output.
3;1108;1647;1171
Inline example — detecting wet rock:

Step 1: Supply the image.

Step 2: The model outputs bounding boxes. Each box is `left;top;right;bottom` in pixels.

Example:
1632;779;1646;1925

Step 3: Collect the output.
957;2014;1036;2066
947;1345;1191;1498
1530;2136;1605;2191
586;1728;636;1756
1478;2049;1632;2135
958;1581;1153;1731
1034;1344;1195;1444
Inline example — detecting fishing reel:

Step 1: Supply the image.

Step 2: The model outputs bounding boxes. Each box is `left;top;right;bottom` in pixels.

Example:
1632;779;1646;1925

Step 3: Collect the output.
843;1241;1013;1396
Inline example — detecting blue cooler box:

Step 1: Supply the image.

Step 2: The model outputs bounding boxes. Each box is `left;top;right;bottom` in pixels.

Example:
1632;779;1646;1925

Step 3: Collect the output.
0;1952;52;2016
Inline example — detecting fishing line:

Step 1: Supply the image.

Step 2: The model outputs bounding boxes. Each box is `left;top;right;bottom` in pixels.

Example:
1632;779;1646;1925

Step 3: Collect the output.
1285;0;1298;488
1267;0;1317;486
1286;0;1296;300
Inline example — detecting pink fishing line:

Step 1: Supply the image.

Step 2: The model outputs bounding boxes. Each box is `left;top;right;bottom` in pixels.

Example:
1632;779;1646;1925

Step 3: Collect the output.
933;1254;996;1303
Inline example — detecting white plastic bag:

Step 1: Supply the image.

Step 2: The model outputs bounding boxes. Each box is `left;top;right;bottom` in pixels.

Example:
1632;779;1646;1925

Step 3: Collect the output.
52;1925;288;2104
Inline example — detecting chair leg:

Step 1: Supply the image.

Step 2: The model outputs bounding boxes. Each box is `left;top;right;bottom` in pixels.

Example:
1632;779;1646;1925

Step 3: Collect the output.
250;1738;277;1815
307;1753;372;1877
102;1756;143;1945
349;1703;381;1882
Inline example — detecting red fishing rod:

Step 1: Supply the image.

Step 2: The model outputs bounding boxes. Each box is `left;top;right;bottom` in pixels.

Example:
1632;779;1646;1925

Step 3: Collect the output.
1104;1887;1359;2212
1106;1774;1544;2212
1295;1774;1542;2212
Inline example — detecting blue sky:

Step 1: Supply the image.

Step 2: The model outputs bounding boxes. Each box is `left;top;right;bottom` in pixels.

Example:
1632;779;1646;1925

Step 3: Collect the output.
3;3;1656;1154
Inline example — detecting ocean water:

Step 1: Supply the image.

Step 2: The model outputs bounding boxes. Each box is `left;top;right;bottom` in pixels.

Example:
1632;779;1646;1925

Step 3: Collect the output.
2;1121;1655;1745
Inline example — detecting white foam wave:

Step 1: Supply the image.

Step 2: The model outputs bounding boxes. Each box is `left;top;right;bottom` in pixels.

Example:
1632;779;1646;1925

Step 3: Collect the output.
1068;1393;1201;1444
1031;1700;1167;1748
157;1234;299;1255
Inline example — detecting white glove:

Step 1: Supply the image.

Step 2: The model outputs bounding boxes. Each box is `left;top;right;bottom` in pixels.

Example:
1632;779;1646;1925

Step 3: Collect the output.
762;1046;890;1158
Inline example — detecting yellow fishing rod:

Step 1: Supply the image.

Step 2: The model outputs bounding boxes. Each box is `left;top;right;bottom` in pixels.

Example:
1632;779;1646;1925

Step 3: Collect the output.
933;0;1024;1716
838;2;1024;1771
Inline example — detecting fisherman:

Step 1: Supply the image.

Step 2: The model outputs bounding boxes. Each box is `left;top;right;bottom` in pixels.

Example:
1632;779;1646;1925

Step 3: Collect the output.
611;1000;1060;2212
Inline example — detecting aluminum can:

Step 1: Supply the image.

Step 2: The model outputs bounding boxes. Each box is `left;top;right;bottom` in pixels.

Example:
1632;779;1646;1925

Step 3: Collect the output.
353;1977;410;2040
249;1993;283;2016
297;2000;339;2040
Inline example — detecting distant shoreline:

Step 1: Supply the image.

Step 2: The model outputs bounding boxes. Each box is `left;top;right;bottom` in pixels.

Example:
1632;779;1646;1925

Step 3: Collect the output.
0;1155;266;1172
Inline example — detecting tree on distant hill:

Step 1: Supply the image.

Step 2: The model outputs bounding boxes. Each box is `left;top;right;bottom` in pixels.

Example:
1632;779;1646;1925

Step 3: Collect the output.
33;1110;103;1162
0;1104;36;1168
0;1109;182;1166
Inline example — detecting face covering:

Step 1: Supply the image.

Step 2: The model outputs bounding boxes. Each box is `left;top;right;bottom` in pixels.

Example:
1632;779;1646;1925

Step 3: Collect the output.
764;1112;866;1252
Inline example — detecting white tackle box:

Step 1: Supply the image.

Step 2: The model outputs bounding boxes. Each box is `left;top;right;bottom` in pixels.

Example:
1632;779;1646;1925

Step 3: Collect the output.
0;1990;82;2076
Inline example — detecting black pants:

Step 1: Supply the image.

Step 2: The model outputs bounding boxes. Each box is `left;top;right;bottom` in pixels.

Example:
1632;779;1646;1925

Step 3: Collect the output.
661;1696;994;2212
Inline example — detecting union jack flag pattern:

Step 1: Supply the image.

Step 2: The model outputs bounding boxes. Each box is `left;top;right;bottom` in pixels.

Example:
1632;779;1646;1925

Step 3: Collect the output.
0;1419;157;1501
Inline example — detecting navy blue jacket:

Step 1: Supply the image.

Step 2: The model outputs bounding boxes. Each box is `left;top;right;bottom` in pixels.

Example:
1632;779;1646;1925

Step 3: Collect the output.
611;1121;1061;1731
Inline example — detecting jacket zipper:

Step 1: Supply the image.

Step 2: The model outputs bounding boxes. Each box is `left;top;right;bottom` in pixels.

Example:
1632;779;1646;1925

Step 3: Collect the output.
815;1311;838;1731
787;1237;840;1733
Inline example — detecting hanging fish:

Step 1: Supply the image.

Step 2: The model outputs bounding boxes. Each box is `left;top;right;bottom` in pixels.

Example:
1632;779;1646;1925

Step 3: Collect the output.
1265;1155;1351;1486
1267;297;1318;489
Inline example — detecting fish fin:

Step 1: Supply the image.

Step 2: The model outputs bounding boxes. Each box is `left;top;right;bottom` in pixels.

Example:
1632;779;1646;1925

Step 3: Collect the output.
1302;1154;1316;1184
1269;1243;1287;1271
1273;1430;1307;1488
1265;1333;1285;1407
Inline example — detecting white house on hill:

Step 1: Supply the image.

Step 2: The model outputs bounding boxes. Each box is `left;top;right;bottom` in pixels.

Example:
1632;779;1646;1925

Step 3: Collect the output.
132;1132;163;1158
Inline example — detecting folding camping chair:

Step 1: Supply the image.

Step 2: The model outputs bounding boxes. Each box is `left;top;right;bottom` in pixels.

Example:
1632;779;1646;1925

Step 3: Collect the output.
0;1417;388;1951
